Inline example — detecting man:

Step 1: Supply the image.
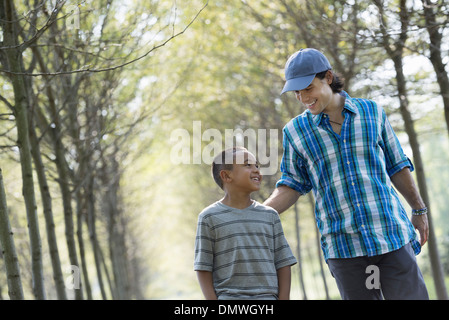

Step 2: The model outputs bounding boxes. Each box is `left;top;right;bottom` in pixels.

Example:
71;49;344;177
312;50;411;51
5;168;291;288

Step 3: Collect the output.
264;48;429;299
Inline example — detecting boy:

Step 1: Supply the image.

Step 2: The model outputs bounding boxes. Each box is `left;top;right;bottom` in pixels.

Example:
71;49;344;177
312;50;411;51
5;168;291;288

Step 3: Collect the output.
194;147;297;300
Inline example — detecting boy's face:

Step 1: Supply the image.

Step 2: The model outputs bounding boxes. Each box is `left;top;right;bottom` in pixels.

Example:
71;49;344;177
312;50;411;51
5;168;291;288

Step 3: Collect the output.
225;150;262;192
294;71;334;115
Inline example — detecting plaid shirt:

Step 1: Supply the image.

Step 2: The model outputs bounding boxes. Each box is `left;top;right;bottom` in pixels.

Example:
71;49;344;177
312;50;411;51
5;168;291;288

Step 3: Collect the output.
277;91;420;261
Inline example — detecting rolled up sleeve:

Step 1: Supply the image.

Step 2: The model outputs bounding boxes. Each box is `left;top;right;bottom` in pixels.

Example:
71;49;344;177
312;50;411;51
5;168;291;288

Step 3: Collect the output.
380;108;414;177
276;128;313;195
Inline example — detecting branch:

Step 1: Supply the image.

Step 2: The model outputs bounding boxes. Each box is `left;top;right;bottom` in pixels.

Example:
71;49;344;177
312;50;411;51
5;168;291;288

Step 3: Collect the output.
0;0;66;51
0;1;209;77
0;94;14;111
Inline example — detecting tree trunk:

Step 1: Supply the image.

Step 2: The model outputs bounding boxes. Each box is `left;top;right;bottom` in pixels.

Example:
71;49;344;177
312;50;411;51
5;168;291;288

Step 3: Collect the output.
374;0;448;300
307;193;330;300
29;115;67;300
32;78;86;300
86;175;108;299
98;241;116;299
294;202;307;300
50;115;84;300
32;78;84;300
75;189;93;300
102;153;131;299
0;168;24;300
421;0;449;137
393;54;448;300
2;0;46;299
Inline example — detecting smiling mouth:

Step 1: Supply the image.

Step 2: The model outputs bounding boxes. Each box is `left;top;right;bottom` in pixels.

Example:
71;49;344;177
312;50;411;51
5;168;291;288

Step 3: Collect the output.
304;99;317;108
251;177;261;182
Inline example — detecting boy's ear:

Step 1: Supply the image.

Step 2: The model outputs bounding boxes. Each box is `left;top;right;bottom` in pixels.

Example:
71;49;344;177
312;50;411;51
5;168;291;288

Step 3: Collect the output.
219;170;232;184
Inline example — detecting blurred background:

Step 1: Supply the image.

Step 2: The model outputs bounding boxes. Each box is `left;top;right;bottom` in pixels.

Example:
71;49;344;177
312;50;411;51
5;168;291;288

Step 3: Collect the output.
0;0;448;299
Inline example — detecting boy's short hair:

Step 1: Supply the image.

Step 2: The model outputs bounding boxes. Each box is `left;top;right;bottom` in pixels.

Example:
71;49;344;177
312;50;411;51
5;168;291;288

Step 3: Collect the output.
212;147;247;190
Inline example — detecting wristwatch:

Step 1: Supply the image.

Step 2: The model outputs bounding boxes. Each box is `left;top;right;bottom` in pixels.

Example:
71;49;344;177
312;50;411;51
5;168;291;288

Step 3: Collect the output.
412;207;428;216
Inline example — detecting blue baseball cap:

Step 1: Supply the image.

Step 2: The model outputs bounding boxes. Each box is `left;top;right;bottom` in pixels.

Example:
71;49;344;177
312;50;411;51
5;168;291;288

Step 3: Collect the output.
281;48;332;94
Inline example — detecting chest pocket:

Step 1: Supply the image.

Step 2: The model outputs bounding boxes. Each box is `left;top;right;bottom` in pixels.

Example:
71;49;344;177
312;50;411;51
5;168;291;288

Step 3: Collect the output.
304;128;340;191
351;116;383;159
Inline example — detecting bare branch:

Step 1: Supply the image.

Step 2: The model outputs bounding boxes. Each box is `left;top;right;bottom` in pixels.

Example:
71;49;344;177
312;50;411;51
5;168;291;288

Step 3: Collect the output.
0;0;66;51
0;94;14;111
0;1;209;77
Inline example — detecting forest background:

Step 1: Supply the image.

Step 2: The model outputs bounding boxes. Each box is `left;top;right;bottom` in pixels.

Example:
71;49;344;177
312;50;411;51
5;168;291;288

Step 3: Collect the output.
1;0;449;300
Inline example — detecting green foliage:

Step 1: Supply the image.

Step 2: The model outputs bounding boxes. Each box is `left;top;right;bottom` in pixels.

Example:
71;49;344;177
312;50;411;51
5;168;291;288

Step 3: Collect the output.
1;0;449;299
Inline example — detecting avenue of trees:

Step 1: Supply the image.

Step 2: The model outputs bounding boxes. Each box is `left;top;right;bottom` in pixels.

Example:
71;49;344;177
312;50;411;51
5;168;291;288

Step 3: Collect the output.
0;0;448;299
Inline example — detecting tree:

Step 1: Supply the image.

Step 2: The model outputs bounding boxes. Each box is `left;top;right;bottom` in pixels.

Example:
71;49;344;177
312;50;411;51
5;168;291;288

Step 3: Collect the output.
373;0;448;300
0;168;24;299
294;202;307;299
0;0;56;299
420;0;449;137
1;0;209;300
29;110;67;299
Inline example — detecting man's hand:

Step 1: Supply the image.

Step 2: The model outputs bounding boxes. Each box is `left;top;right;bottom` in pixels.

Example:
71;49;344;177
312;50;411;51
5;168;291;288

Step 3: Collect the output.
390;168;429;247
411;213;429;246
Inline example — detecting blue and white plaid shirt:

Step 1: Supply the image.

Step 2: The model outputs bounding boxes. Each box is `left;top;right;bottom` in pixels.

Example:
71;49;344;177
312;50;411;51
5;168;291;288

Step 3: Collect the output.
277;91;420;261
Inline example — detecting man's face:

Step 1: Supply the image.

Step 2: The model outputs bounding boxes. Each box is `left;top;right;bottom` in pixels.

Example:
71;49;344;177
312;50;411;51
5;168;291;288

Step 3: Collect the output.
294;72;333;115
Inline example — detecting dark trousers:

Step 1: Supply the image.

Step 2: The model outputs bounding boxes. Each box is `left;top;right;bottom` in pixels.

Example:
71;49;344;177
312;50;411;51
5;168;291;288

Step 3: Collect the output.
327;243;429;300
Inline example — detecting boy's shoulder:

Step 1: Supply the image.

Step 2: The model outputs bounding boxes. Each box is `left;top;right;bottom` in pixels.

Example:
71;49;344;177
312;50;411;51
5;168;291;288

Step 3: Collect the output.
252;201;279;216
198;201;229;220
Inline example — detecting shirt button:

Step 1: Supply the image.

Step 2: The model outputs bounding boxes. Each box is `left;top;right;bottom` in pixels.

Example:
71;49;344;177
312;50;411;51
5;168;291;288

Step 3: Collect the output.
361;224;365;229
343;139;346;143
352;182;355;186
357;204;361;207
347;161;350;165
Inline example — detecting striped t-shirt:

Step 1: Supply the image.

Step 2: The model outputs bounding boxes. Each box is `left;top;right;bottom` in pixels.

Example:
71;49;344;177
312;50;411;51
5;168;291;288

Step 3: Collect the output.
194;200;297;300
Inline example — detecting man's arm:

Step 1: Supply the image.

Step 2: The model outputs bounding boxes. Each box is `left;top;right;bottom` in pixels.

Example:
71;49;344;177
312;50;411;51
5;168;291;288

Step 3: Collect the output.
390;167;429;246
196;271;217;300
277;266;292;300
263;186;301;214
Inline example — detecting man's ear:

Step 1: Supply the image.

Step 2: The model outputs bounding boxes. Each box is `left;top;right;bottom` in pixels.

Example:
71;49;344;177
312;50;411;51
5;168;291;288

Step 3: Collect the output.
220;170;232;184
326;70;334;85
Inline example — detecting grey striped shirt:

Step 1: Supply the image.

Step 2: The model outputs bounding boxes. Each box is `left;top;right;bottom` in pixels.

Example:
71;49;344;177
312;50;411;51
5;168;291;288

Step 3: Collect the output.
194;201;297;299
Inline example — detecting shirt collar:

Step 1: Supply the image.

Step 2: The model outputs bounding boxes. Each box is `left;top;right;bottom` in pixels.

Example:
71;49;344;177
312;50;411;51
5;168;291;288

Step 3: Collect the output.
341;90;358;114
311;90;358;126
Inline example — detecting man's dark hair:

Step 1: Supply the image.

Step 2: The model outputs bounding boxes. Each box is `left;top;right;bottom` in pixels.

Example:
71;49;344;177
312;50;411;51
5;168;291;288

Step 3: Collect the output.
211;147;247;190
316;70;345;93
